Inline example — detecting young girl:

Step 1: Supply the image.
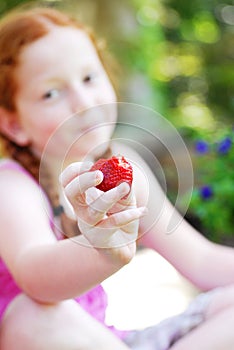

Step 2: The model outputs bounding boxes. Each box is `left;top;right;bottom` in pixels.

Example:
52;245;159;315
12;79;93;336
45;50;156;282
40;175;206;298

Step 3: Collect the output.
0;6;234;350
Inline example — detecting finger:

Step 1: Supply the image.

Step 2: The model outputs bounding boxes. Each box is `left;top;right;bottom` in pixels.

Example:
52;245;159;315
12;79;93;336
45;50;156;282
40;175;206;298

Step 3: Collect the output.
85;187;103;205
60;161;94;187
64;170;103;206
87;182;131;225
107;186;137;215
99;207;148;231
119;186;136;206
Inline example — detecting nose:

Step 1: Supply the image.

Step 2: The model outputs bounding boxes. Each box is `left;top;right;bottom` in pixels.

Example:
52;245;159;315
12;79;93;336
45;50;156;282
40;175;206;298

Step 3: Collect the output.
70;82;93;114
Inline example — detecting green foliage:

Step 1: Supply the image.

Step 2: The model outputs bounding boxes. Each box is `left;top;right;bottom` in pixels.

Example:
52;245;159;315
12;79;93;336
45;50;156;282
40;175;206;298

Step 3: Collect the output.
188;129;234;243
126;0;234;243
1;0;232;127
0;0;30;15
128;0;234;130
1;0;233;243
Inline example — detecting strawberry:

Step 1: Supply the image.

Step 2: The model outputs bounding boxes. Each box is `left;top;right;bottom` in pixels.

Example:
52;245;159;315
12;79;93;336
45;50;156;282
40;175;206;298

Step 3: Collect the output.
91;155;133;193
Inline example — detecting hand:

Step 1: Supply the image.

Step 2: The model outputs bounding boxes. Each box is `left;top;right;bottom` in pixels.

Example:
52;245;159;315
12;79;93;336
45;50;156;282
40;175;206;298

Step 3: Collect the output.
60;162;147;249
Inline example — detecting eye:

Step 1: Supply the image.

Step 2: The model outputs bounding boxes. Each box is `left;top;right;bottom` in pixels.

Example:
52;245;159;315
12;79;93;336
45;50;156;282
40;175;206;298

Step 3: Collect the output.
42;89;60;100
83;72;98;84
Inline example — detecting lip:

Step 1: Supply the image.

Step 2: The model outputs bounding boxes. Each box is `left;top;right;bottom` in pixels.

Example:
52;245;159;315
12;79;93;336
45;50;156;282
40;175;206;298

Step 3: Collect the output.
79;123;97;133
79;120;113;134
66;124;101;142
62;117;98;136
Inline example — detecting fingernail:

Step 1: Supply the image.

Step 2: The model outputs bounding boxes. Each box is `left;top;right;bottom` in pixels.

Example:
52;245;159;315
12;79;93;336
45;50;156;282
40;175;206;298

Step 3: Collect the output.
119;182;130;194
95;170;103;185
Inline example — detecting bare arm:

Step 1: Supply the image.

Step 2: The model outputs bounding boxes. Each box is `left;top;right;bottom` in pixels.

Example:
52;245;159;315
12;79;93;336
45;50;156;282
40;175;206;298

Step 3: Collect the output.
0;167;142;303
140;199;234;291
116;143;234;291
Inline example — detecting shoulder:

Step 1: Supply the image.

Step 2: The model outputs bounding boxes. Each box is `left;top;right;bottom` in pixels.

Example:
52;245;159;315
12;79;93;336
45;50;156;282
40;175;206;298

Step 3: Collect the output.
0;158;50;223
0;158;38;192
0;158;36;182
111;140;146;177
0;159;56;260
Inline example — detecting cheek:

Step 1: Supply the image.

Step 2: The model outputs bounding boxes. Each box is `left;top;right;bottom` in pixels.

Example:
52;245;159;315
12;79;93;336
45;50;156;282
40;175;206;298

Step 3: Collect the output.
16;102;60;140
33;119;58;139
31;107;69;137
98;80;117;104
25;117;63;154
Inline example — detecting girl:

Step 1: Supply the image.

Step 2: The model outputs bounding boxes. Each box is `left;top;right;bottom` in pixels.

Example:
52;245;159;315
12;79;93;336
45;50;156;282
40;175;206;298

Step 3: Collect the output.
0;5;234;350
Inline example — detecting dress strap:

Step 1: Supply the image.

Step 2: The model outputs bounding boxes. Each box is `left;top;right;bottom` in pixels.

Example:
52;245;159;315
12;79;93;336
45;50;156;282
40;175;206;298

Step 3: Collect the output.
0;159;34;178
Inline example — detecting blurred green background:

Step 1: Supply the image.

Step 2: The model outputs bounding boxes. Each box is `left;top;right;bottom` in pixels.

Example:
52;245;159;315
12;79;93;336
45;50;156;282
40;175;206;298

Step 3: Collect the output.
1;0;233;244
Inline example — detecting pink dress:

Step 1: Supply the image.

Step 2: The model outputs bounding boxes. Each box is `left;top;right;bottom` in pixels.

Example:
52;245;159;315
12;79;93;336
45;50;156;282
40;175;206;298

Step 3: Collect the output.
0;159;127;339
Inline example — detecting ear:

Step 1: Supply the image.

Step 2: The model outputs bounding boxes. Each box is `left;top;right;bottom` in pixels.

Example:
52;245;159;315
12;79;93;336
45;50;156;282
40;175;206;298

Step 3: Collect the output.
0;107;30;146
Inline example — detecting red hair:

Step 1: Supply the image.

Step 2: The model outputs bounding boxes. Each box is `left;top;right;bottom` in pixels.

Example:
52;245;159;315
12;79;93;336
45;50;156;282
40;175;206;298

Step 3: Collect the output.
0;6;116;179
0;7;117;235
0;7;92;111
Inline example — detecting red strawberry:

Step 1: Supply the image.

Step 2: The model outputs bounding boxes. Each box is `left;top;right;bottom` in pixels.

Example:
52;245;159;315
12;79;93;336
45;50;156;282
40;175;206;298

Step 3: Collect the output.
91;155;133;193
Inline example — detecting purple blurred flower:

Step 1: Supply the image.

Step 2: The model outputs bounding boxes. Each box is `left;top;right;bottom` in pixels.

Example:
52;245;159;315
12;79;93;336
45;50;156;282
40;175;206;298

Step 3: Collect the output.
195;140;209;154
217;137;232;154
199;185;213;200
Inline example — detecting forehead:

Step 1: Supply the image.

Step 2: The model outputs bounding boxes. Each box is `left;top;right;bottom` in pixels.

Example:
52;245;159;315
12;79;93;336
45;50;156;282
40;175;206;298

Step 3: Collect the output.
17;26;99;76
